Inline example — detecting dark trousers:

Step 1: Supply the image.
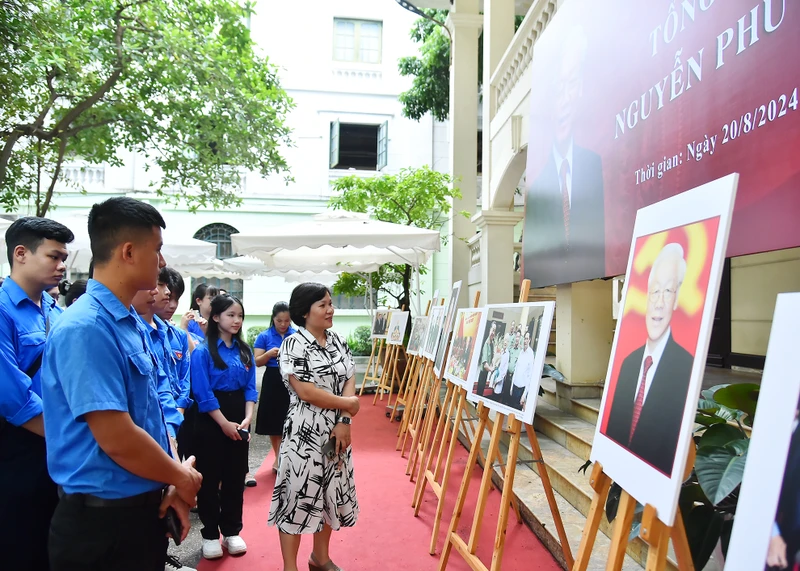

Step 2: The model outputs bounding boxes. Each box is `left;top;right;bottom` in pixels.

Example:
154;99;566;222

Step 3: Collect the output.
510;385;526;410
0;423;59;571
176;402;196;460
48;494;167;571
476;369;489;397
195;390;248;539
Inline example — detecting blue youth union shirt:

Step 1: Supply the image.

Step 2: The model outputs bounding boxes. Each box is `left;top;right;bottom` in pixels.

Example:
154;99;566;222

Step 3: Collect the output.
41;280;171;499
138;314;183;439
254;325;297;368
0;278;61;425
164;320;192;409
187;319;204;341
190;338;258;413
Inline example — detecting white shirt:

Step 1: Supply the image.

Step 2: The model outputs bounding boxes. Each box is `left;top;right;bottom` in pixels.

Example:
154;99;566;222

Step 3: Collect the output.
633;328;671;404
552;139;574;206
514;347;536;401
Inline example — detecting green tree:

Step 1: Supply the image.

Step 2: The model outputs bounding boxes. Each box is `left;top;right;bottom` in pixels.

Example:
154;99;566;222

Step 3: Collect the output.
328;166;462;313
397;9;524;122
0;0;293;216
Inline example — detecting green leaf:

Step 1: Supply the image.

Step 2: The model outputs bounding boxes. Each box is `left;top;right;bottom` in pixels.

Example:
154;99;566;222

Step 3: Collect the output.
697;424;745;449
713;383;760;426
682;504;724;570
695;412;726;427
695;444;749;504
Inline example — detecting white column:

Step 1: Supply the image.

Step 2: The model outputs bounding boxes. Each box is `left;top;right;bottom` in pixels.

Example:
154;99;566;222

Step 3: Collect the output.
481;0;516;210
447;2;482;308
473;210;523;304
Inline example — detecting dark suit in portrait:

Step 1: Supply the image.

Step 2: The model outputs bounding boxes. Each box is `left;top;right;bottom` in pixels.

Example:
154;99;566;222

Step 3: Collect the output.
768;423;800;570
522;145;605;288
604;334;694;475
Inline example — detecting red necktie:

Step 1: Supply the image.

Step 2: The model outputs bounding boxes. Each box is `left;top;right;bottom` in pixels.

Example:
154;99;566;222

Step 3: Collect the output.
629;355;654;443
560;159;571;244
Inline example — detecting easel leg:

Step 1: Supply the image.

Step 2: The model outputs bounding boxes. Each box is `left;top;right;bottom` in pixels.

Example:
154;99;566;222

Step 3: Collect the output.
670;509;695;571
413;381;455;509
605;491;636;571
358;338;378;396
466;412;507;554
525;424;575;569
489;416;522;571
437;404;490;571
641;505;669;571
573;462;612;571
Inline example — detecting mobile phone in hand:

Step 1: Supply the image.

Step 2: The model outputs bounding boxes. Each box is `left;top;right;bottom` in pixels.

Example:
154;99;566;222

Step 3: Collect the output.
165;506;183;546
237;428;250;441
321;437;337;460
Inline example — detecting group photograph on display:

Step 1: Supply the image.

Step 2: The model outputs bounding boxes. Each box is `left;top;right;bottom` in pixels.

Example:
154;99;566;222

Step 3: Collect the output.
434;281;463;376
590;174;738;526
464;302;554;425
422;305;445;360
522;0;800;289
725;294;800;571
371;309;390;339
443;308;484;387
386;311;409;346
406;315;429;356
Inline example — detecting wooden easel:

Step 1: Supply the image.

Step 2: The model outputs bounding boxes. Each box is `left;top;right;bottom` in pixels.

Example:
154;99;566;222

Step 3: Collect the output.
437;279;574;571
358;337;384;396
373;342;405;406
389;301;433;423
573;449;697;571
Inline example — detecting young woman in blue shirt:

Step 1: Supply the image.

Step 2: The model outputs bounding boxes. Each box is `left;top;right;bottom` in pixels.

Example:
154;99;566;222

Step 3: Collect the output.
253;301;296;473
185;283;218;343
190;294;257;560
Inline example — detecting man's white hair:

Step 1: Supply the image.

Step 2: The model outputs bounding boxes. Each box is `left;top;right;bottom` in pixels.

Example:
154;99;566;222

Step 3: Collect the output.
648;243;687;289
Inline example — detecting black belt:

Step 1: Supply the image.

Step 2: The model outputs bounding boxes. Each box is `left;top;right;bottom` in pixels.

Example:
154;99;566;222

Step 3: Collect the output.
57;486;164;508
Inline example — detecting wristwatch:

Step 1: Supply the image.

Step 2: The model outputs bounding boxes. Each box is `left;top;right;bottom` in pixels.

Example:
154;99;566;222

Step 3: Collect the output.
337;416;352;426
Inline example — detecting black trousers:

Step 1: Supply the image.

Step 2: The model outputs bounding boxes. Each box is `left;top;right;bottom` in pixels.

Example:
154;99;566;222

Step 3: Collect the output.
176;402;197;460
0;423;59;571
48;494;167;571
195;390;249;539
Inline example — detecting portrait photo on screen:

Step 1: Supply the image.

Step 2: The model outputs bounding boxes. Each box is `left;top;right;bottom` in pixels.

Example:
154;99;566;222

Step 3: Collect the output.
464;302;555;425
443;308;485;388
434;281;463;377
387;311;409;346
725;293;800;571
590;173;738;526
422;305;445;360
406;316;430;356
371;309;391;339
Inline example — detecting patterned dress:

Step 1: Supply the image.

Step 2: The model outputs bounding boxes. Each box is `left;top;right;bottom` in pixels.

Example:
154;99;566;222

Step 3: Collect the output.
267;328;359;534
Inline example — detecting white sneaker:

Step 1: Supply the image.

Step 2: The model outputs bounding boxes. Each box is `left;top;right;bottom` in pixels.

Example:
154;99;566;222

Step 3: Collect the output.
222;535;247;555
202;538;223;560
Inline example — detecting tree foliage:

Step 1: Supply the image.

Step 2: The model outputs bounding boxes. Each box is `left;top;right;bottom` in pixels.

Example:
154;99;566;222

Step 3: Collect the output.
328;166;462;313
0;0;293;216
397;10;524;122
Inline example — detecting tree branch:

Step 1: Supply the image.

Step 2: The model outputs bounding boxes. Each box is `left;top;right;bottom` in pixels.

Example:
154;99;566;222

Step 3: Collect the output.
47;7;127;137
38;136;68;217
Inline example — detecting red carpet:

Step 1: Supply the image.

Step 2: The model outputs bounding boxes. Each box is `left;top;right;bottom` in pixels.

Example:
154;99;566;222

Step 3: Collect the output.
197;395;561;571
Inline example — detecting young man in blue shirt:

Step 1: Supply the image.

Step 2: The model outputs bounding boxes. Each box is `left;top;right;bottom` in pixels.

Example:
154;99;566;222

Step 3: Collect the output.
41;197;202;571
0;217;73;571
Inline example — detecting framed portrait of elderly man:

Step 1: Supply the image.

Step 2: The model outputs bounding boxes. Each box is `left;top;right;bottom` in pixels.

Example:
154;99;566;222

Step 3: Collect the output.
371;309;391;340
725;293;800;571
463;302;555;425
590;173;738;526
406;316;430;356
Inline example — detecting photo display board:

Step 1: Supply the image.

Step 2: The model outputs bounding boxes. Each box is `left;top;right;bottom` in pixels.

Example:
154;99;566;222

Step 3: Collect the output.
590;173;738;526
386;311;409;346
433;281;463;377
406;315;430;356
463;302;555;425
443;308;485;388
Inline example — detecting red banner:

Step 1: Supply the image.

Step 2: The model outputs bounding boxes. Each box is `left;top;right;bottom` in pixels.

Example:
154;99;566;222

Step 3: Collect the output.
522;0;800;288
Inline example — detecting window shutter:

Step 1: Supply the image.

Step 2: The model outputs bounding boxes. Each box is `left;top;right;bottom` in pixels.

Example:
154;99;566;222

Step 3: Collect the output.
377;120;388;171
329;120;340;169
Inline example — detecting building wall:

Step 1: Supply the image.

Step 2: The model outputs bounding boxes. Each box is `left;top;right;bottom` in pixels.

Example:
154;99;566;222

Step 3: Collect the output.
13;1;452;339
731;247;800;357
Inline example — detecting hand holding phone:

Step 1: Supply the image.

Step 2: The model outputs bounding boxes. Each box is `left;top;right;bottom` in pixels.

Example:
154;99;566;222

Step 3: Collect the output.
165;506;183;546
321;437;337;461
237;428;250;441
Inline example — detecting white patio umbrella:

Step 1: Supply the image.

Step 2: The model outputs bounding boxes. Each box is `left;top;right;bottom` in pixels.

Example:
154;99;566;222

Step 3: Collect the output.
231;210;440;313
0;217;14;267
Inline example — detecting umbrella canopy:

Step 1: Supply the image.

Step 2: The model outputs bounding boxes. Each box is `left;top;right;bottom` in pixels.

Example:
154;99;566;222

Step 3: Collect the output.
53;213;216;273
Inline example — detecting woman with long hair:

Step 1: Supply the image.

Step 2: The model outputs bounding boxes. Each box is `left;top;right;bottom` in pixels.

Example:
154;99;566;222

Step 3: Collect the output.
253;301;296;474
268;283;361;571
190;294;257;560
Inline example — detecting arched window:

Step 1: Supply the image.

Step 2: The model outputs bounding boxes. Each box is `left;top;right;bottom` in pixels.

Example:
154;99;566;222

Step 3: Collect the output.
192;223;244;301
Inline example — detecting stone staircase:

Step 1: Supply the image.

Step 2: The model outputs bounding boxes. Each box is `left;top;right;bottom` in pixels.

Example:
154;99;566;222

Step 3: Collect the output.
453;377;680;570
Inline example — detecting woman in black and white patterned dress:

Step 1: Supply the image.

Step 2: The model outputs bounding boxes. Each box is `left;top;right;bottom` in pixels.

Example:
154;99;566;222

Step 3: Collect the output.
268;283;361;571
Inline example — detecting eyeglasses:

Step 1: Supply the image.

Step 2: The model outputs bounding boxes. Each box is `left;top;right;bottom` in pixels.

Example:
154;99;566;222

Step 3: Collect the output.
648;288;677;302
